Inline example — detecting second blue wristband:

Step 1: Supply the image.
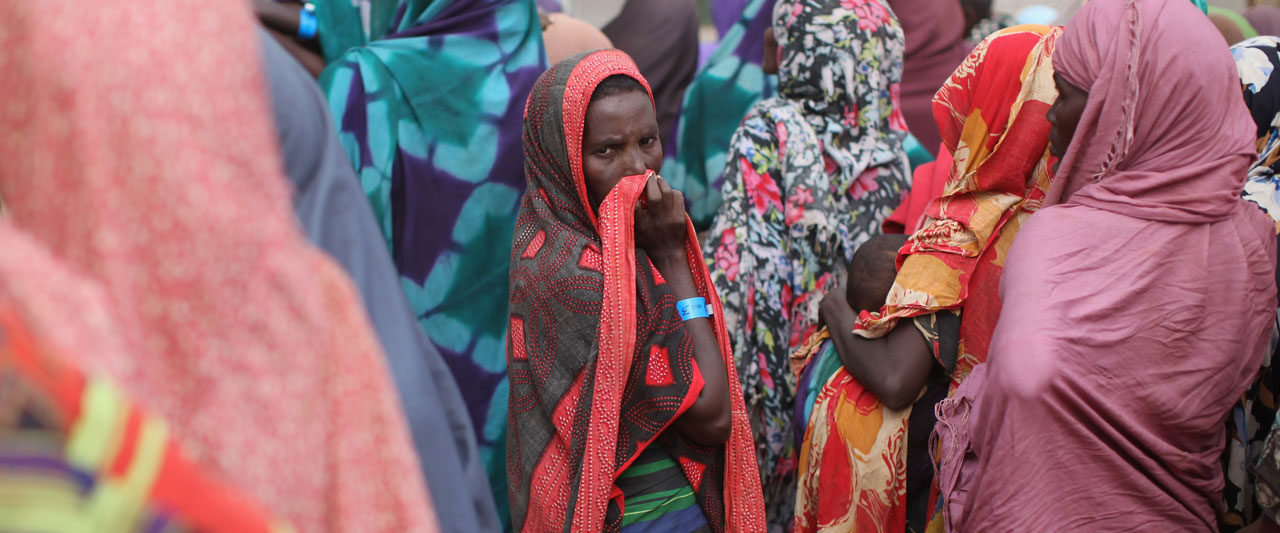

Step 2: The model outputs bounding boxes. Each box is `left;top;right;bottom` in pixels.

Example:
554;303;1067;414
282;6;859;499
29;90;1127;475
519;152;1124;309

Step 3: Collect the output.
297;5;318;40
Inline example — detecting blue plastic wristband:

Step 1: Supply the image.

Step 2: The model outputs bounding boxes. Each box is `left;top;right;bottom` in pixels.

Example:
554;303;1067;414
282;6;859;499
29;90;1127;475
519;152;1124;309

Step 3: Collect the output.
676;297;710;321
297;6;318;40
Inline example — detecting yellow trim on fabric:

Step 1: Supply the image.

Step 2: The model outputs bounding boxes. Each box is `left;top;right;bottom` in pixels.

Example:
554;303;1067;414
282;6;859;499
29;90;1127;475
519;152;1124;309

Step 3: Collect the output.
893;255;965;305
66;379;127;473
0;478;91;530
86;414;169;531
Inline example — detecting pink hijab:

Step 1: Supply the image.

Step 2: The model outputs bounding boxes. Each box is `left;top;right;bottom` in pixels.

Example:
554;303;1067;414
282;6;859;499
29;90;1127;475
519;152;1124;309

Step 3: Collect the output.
0;1;437;531
1046;0;1256;218
934;0;1278;529
1246;5;1280;38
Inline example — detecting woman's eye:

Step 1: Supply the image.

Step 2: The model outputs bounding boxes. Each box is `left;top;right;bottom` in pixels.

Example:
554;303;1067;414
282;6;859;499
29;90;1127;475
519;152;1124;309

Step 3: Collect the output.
594;147;614;156
640;137;656;146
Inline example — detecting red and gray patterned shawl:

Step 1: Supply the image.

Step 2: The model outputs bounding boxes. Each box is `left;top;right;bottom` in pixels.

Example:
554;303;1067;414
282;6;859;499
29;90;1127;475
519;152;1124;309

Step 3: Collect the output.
506;50;765;532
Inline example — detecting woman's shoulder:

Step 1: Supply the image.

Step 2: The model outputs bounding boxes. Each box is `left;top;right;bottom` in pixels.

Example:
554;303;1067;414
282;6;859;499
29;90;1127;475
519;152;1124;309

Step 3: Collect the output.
1002;204;1109;273
731;98;821;154
742;97;807;127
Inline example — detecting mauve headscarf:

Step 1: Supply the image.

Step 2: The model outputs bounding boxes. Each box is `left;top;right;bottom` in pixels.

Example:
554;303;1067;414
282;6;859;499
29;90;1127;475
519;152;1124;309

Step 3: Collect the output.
933;0;1278;529
888;0;971;154
1248;5;1280;38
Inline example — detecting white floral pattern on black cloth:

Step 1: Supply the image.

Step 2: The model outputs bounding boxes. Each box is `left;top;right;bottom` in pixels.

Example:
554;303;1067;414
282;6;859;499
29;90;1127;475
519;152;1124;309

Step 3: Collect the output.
1227;35;1280;531
965;14;1016;46
702;0;911;528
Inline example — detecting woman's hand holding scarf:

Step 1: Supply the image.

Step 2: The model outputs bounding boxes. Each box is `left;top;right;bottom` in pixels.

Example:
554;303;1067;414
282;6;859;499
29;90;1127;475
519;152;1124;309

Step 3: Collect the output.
634;174;736;446
634;174;691;262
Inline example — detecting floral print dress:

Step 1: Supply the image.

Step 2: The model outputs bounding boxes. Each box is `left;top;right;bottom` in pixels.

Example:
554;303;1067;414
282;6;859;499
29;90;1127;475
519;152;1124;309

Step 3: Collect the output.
702;0;911;529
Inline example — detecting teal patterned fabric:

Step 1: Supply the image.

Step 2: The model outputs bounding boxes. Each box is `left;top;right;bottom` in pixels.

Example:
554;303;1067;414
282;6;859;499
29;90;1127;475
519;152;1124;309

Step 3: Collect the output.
666;0;930;230
664;0;778;230
313;1;546;529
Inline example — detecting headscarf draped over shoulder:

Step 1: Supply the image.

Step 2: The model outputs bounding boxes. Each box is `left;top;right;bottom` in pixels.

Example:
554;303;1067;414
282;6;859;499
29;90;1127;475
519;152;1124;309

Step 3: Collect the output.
506;50;765;533
794;26;1061;533
856;25;1060;385
702;1;912;525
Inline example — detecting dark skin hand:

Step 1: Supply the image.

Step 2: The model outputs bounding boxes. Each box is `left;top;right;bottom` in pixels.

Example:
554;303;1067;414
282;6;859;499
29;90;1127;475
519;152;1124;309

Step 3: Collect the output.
583;90;733;445
818;280;935;411
1047;72;1089;172
254;0;325;77
762;27;779;75
1241;516;1280;533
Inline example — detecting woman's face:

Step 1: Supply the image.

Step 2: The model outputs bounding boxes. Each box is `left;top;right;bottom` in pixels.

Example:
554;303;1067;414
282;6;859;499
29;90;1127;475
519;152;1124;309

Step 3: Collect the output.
581;90;662;211
1047;72;1089;166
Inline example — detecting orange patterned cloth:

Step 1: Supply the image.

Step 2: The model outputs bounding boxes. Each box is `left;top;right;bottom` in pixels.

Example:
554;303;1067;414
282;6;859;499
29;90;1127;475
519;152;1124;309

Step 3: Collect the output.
0;1;436;530
855;25;1061;386
794;26;1061;532
794;330;912;533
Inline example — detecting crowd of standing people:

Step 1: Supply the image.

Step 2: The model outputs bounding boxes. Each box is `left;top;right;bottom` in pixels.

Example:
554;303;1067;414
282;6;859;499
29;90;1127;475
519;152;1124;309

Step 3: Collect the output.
6;0;1280;531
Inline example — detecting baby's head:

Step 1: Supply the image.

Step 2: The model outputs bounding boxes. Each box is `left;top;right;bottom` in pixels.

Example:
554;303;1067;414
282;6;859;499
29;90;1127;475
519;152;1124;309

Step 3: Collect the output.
846;234;908;315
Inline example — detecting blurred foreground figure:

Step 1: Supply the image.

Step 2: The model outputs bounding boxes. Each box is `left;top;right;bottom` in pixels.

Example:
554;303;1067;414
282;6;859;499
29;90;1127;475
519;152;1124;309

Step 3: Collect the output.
0;1;438;530
257;30;498;532
0;312;285;531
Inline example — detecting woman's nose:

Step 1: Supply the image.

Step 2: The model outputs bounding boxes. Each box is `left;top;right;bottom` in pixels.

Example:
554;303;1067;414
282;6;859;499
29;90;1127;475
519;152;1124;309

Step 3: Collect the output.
623;146;647;176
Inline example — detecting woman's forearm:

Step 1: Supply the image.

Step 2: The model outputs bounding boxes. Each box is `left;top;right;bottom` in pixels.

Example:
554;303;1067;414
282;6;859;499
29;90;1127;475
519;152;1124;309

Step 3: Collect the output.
255;0;303;35
649;249;733;445
264;28;327;78
254;1;324;56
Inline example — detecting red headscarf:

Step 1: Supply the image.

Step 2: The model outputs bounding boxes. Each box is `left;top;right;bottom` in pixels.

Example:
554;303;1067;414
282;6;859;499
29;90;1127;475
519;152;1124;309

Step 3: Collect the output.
856;25;1060;386
506;50;765;532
